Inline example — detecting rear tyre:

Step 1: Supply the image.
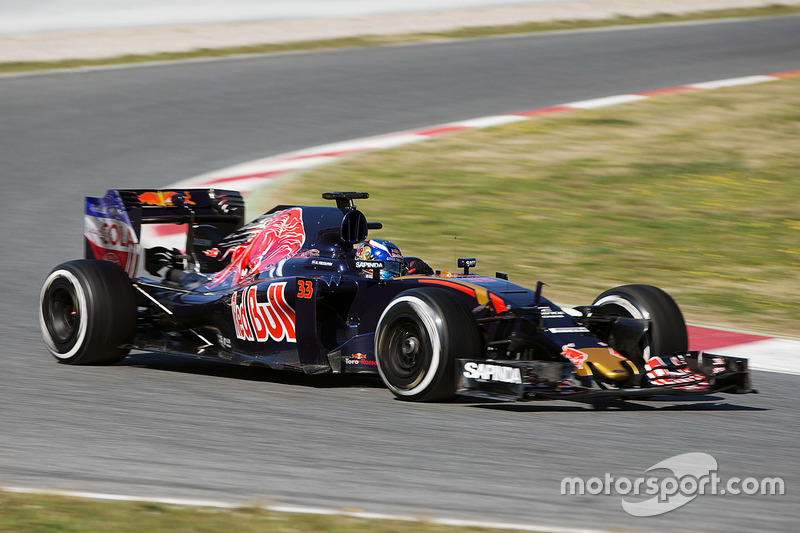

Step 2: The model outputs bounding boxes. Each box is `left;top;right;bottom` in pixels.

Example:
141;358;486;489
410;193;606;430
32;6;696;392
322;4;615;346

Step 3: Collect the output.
40;259;137;365
592;284;687;364
375;288;481;401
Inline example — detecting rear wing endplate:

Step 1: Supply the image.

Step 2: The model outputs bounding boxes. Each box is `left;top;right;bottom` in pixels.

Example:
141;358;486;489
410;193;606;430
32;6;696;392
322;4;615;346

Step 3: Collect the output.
84;188;245;276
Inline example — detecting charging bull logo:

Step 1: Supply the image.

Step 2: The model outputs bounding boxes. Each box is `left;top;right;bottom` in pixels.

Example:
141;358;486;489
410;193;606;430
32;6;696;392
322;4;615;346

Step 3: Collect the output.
207;208;306;288
137;191;196;206
561;343;590;370
232;283;296;343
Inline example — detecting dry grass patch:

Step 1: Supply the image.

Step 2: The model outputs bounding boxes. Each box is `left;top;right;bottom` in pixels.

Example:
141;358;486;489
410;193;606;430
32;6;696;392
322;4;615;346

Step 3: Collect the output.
0;491;522;533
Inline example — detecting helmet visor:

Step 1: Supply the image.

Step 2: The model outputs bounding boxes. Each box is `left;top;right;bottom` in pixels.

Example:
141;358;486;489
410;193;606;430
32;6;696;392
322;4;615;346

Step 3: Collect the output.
381;260;402;279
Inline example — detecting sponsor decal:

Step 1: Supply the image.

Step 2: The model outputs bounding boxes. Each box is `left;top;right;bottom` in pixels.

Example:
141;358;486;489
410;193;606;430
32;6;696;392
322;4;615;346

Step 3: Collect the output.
85;220;137;250
311;259;334;267
137;190;195;206
462;362;522;384
548;327;591;334
344;353;377;365
561;343;589;370
216;334;232;349
231;282;296;343
85;192;140;276
356;260;384;270
539;307;566;319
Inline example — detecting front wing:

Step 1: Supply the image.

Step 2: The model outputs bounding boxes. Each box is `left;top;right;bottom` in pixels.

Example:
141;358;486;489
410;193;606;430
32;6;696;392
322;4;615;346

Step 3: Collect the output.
456;352;755;402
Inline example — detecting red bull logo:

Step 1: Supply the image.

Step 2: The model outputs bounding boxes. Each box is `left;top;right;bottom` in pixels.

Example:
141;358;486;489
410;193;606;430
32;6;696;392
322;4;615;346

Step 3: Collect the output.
138;191;195;207
231;282;296;343
561;343;590;370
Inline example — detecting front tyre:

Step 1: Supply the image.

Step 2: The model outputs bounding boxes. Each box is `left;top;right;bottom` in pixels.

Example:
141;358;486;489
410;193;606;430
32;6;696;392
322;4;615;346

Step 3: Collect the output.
592;284;687;364
40;259;137;365
375;288;481;401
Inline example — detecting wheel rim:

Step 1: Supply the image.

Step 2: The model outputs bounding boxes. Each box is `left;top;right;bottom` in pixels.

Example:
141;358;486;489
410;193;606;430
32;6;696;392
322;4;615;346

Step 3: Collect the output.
40;269;88;359
47;284;79;344
376;295;444;397
380;315;432;390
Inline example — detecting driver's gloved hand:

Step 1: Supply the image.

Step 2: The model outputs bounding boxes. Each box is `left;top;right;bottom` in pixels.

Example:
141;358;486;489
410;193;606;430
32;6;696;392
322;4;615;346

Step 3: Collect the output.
404;257;434;276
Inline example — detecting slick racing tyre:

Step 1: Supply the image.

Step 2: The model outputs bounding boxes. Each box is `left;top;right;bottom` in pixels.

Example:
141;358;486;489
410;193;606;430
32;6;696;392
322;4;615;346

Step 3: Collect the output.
375;287;481;402
592;284;688;364
40;259;137;365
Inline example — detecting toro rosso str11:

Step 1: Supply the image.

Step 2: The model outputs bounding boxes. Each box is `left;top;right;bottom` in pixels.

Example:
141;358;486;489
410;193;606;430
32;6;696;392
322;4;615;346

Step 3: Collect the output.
39;190;754;402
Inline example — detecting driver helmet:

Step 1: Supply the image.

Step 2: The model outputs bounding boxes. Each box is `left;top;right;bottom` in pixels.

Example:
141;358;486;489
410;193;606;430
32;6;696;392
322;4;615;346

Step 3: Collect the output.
356;239;403;280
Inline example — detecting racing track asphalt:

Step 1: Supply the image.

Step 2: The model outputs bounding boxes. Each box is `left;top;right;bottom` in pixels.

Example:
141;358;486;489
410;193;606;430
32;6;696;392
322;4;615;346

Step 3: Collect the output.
1;15;799;532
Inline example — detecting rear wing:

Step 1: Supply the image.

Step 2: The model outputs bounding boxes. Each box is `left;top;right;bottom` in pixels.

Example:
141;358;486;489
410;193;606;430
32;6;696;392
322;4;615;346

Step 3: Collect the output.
84;189;245;276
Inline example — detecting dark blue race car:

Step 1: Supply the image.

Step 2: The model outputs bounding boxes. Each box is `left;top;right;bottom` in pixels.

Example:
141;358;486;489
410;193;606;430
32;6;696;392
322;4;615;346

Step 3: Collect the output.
39;190;754;402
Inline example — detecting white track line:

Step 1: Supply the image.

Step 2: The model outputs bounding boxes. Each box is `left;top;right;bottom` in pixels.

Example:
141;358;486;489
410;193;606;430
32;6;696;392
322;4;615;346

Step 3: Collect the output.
562;94;649;109
452;115;529;128
689;74;777;89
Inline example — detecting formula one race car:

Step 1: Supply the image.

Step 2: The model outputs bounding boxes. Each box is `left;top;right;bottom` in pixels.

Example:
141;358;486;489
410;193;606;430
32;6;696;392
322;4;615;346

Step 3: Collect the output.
39;190;754;402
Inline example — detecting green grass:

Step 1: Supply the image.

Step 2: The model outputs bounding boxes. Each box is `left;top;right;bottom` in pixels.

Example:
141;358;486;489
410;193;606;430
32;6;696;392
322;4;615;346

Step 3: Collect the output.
3;4;800;74
0;491;522;533
255;76;800;336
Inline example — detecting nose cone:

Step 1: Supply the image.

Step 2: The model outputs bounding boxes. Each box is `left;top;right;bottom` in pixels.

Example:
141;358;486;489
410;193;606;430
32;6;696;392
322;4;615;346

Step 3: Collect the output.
582;347;635;381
